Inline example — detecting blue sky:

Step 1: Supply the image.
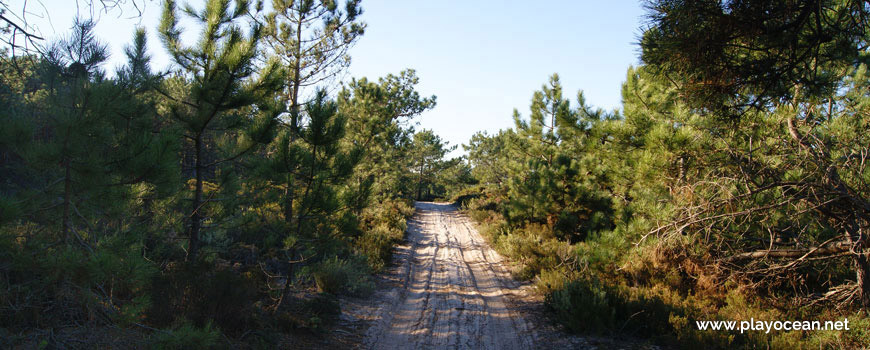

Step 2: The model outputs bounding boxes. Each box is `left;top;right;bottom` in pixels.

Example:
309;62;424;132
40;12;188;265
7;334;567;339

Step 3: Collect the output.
12;0;646;156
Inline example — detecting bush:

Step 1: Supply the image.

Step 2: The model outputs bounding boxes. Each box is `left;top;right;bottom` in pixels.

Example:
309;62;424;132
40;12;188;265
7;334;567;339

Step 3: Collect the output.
312;256;374;296
149;321;220;350
274;292;341;331
356;199;414;271
355;223;401;272
0;225;157;329
451;190;480;208
147;262;258;334
547;279;616;333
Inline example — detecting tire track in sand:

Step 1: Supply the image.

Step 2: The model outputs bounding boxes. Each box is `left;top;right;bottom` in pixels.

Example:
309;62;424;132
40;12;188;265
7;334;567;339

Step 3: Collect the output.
363;202;536;350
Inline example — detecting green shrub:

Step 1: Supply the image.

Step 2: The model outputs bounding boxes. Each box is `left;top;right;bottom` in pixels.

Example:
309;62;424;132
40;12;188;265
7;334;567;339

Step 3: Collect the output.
147;262;258;334
274;292;341;331
356;199;414;271
149;320;220;350
547;278;616;333
312;256;374;296
0;225;157;329
803;312;870;349
356;223;400;272
452;191;480;208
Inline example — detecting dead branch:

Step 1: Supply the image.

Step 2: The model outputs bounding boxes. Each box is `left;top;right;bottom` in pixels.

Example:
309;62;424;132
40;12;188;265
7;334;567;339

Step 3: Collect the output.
719;240;851;263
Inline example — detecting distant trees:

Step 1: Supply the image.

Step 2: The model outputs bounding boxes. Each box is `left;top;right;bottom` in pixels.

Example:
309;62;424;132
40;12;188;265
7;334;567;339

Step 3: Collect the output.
338;69;437;203
464;130;512;190
409;129;455;200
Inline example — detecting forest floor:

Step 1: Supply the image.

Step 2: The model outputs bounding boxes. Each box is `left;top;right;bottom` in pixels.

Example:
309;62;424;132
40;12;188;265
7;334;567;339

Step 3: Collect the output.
320;202;663;350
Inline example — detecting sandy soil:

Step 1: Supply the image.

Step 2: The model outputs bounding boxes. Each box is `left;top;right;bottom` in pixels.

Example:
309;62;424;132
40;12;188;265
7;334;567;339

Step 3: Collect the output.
361;202;536;349
332;202;661;350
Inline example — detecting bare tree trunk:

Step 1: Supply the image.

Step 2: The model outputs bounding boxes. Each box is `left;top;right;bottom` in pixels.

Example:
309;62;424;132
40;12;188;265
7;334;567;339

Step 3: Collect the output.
855;250;870;306
296;145;316;236
62;158;71;243
417;159;425;201
188;133;203;260
284;173;293;224
845;221;870;306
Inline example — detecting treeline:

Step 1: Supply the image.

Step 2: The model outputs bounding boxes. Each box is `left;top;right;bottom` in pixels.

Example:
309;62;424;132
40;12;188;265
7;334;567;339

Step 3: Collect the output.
460;1;870;349
0;0;447;347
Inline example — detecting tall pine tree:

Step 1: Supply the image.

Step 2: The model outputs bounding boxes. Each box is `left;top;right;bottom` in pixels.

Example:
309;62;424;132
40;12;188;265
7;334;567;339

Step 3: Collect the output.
158;0;283;259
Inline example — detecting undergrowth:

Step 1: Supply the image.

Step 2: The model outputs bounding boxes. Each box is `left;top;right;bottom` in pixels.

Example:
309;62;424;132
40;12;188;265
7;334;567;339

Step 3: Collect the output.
458;193;870;350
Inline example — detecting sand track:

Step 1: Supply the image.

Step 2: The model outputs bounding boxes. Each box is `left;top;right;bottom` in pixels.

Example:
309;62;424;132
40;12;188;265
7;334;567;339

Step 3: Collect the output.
362;202;536;350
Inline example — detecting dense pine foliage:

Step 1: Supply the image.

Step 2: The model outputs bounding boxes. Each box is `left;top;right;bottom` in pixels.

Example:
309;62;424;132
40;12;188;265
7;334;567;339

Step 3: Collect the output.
0;0;457;347
458;1;870;348
3;0;870;349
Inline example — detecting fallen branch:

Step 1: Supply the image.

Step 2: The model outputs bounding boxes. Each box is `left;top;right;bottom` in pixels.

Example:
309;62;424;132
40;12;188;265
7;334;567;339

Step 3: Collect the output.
719;240;851;263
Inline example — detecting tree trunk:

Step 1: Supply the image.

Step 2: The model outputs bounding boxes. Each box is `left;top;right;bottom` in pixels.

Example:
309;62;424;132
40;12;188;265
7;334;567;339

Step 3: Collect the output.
855;251;870;306
283;173;293;224
283;16;304;226
289;13;304;131
273;247;297;313
846;223;870;306
296;145;316;236
189;133;203;260
417;156;425;200
62;158;71;243
787;96;870;306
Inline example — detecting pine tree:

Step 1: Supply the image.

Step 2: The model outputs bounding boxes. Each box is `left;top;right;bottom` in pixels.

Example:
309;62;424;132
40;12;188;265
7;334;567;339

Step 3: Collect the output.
263;0;365;127
259;0;365;231
464;130;513;192
40;19;112;244
338;69;436;205
8;20;172;246
158;0;283;259
641;0;870;306
503;74;613;241
409;129;455;200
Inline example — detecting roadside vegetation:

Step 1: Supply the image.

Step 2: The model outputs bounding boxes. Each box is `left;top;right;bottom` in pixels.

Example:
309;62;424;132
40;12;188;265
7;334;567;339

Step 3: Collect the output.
3;1;870;349
0;0;456;347
457;1;870;349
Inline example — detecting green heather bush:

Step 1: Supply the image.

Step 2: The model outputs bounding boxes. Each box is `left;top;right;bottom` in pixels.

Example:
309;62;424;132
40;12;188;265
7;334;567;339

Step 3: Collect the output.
801;312;870;349
356;199;414;271
149;321;220;350
356;224;401;272
312;256;375;296
547;278;615;333
274;292;341;331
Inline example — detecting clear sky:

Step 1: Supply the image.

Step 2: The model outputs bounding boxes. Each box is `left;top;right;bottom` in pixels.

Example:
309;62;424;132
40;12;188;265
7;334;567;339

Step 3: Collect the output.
10;0;646;157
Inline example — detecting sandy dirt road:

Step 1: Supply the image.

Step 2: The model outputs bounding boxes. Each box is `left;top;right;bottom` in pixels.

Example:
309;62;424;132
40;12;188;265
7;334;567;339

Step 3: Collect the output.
362;202;537;350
